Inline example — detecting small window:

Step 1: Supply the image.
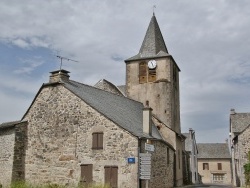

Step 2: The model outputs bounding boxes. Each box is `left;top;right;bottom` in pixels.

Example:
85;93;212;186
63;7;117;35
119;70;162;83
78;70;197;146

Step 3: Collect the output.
203;163;209;170
92;132;103;149
218;163;222;170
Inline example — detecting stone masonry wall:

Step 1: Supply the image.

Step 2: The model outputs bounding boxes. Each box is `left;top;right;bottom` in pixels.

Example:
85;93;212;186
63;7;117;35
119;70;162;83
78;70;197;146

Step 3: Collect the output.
0;127;15;187
140;139;174;188
23;84;139;187
12;122;28;183
239;126;250;185
198;158;231;184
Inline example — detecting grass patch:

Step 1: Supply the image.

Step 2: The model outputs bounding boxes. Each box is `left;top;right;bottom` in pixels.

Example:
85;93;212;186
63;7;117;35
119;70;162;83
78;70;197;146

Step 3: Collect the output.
9;182;110;188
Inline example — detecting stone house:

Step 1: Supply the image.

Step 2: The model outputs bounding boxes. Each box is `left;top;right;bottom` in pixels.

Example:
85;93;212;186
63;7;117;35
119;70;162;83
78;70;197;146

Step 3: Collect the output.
0;70;175;188
182;128;199;185
0;13;185;187
230;108;250;187
197;143;231;184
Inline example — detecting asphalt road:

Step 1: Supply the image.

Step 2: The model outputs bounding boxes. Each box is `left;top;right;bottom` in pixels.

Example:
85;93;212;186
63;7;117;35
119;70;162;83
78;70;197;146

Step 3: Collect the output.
187;184;234;188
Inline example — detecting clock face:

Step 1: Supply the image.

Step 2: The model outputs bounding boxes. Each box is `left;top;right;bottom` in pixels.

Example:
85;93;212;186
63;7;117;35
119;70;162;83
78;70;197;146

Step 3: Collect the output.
148;60;157;69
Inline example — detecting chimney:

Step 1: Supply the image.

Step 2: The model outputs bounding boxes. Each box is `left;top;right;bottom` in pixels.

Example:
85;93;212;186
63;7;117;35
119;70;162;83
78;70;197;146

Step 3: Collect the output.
143;102;153;136
189;128;193;139
230;108;236;115
49;69;70;83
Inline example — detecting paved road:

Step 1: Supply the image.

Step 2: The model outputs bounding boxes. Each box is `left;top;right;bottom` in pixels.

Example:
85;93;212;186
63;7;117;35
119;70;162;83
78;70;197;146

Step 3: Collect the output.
187;184;234;188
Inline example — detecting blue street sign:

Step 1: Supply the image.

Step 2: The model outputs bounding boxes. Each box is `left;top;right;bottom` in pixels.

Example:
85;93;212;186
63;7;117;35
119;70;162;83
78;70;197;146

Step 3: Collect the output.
128;157;135;163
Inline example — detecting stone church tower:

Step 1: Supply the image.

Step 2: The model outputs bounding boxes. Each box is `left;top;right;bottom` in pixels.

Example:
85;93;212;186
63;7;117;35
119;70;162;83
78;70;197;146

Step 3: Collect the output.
125;13;181;134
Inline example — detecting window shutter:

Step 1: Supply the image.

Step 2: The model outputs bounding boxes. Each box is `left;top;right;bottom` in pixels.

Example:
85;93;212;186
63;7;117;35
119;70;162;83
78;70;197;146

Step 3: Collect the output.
80;164;93;185
139;62;147;83
92;132;103;149
92;133;98;149
98;132;103;149
218;163;222;170
105;166;118;188
105;166;111;185
111;167;118;188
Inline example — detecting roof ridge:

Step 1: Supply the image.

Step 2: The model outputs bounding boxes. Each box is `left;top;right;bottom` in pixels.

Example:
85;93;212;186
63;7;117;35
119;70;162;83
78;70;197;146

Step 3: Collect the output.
68;79;142;105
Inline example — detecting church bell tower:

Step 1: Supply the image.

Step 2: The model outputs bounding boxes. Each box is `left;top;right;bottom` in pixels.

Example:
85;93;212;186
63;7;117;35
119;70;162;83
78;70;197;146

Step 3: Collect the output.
125;13;181;133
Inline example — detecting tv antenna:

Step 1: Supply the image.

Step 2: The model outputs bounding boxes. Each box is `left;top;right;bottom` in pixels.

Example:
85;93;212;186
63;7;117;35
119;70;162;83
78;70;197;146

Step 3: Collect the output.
56;55;78;70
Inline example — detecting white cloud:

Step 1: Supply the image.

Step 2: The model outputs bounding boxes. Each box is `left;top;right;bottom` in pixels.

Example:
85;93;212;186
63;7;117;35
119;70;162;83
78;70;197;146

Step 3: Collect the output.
0;0;250;143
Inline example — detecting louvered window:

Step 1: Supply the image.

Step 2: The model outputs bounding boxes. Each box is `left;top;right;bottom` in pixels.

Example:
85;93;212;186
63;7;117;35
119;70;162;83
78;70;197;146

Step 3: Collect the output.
139;62;147;83
92;132;103;149
139;61;157;83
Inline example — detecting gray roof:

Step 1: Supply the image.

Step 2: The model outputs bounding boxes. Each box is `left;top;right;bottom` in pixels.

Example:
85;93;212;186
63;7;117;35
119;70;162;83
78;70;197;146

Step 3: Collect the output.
197;143;231;159
117;85;126;96
63;80;162;139
230;112;250;133
94;79;125;96
0;120;21;129
125;14;170;61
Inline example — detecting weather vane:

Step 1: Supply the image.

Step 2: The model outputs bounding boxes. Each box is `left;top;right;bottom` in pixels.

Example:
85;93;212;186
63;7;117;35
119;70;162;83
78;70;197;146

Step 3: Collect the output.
56;55;78;71
153;5;156;15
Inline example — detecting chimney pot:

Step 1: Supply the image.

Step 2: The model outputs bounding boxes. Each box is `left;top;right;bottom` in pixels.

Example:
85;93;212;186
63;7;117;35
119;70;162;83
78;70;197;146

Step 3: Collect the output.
230;108;236;115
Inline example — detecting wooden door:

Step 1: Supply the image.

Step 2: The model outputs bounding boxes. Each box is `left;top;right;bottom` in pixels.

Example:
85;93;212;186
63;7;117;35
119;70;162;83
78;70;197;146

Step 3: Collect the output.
105;166;118;188
80;164;93;186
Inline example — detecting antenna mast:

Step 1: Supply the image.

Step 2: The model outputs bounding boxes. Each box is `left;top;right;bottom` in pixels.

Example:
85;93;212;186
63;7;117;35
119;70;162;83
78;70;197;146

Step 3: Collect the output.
56;55;78;70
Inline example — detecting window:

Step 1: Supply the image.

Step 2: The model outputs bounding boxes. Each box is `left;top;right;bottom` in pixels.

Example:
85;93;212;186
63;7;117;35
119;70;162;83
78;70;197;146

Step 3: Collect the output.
203;163;209;170
139;61;157;83
80;164;93;186
218;163;222;170
213;174;224;183
105;166;118;188
139;62;147;83
92;132;103;149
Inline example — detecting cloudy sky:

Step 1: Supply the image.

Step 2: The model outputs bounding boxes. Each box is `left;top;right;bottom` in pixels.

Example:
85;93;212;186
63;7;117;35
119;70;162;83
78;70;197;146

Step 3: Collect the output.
0;0;250;143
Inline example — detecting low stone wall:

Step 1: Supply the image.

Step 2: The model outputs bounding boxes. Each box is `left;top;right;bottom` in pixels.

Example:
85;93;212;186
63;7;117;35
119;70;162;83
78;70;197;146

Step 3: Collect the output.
0;127;15;187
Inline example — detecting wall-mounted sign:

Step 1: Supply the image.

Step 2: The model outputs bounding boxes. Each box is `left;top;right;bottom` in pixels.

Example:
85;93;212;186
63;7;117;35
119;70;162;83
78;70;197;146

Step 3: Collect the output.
139;153;151;180
128;157;135;164
145;143;155;152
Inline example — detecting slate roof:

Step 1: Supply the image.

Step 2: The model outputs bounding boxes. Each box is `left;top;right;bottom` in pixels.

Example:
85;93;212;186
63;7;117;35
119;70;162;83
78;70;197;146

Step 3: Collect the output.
197;143;231;159
63;80;162;140
0;120;21;129
230;112;250;133
125;14;170;61
117;85;126;96
94;79;125;96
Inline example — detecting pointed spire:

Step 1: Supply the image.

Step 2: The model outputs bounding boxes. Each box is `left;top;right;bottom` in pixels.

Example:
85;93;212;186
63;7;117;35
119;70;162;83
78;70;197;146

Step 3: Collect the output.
139;14;168;58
